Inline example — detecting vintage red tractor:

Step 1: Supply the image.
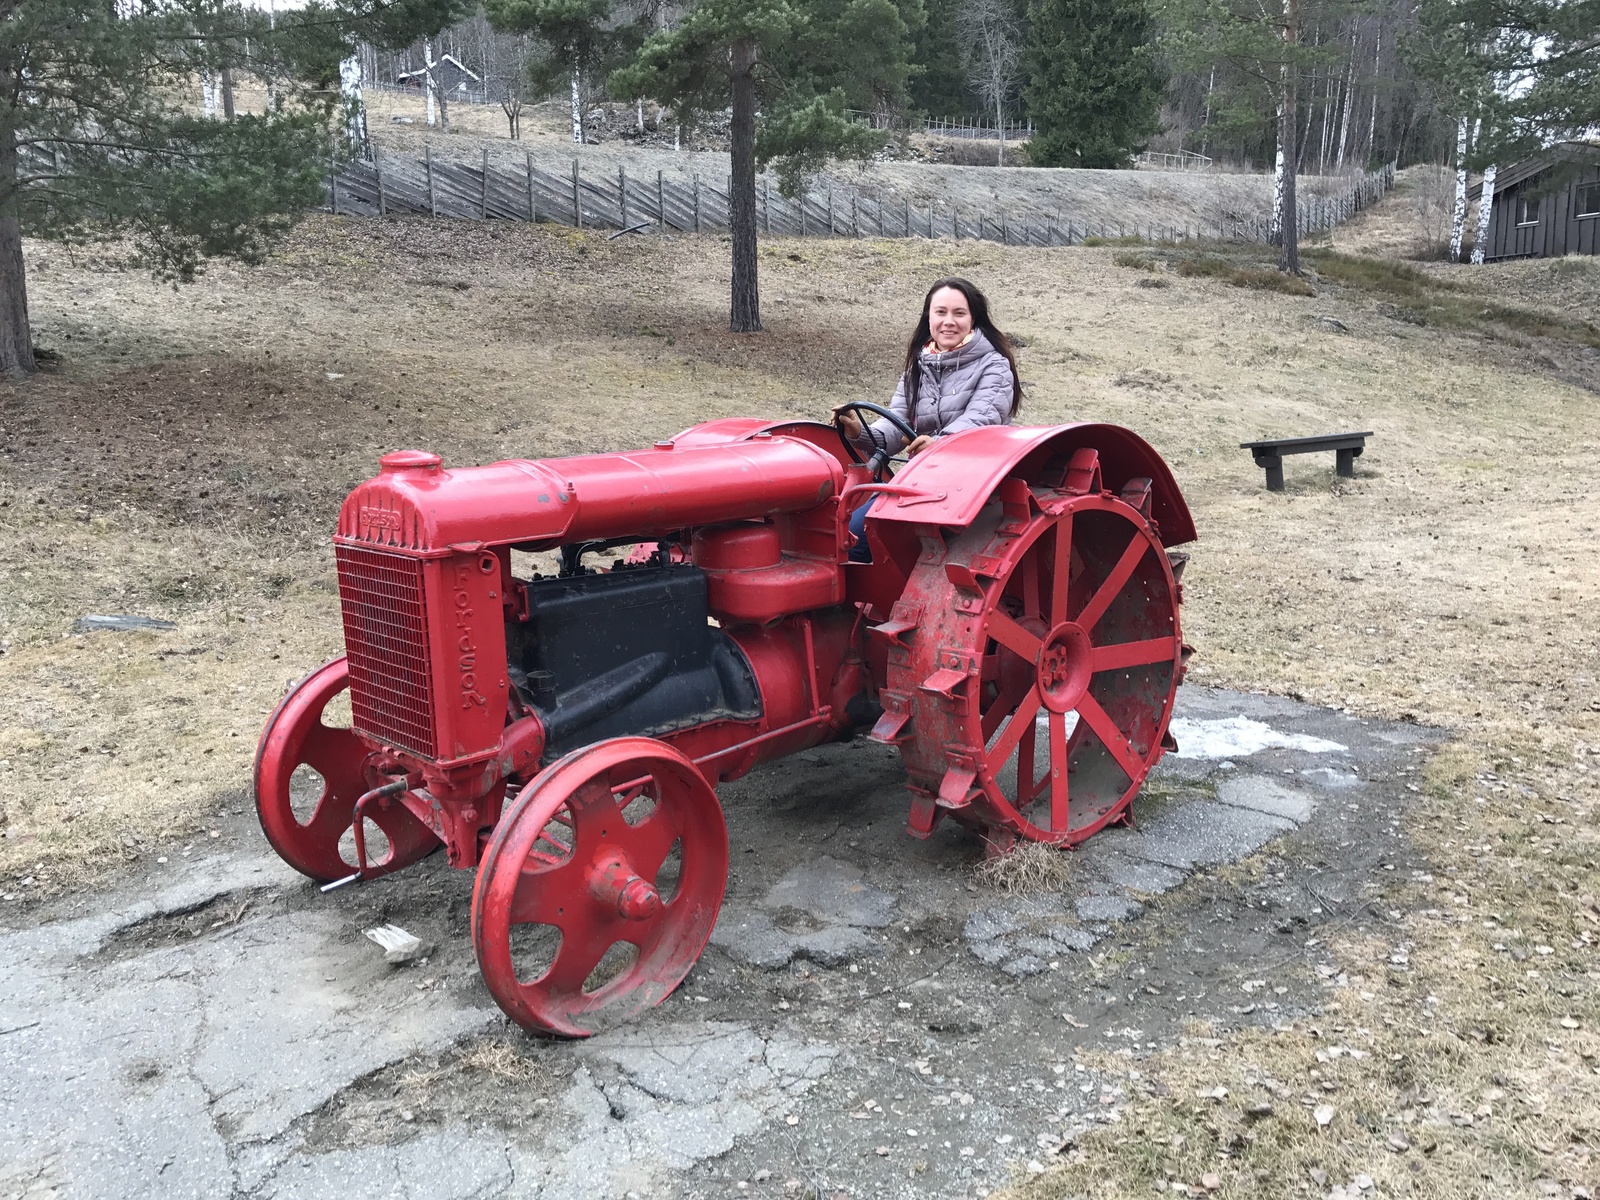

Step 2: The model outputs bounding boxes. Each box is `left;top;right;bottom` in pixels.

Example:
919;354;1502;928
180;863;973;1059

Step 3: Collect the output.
255;409;1194;1036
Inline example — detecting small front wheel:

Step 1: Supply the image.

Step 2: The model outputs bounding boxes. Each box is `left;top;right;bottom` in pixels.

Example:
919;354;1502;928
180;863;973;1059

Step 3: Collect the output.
254;657;439;881
471;737;729;1037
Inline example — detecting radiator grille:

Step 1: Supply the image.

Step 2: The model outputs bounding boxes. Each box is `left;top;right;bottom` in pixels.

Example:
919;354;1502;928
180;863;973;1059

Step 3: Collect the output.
335;544;437;760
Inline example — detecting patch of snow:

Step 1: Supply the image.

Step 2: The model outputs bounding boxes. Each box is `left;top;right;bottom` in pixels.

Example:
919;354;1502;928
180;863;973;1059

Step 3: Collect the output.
1167;716;1346;759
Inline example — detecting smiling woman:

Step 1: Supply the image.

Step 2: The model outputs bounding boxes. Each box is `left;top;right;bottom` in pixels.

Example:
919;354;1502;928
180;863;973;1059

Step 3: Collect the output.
833;276;1024;561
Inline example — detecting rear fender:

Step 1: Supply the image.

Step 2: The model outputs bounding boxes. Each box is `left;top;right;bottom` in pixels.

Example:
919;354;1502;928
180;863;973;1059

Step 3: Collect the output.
864;423;1195;546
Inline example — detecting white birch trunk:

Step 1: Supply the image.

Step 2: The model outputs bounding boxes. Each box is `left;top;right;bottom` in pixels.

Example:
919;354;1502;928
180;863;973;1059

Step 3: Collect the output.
570;70;583;144
339;54;367;150
1471;164;1496;264
1365;27;1380;162
996;93;1005;166
636;98;644;131
1336;40;1354;169
202;71;218;115
424;39;436;127
1270;102;1286;242
1449;117;1469;261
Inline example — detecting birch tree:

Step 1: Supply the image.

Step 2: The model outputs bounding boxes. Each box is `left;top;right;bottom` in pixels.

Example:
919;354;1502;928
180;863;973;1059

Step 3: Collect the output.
1158;0;1328;273
485;0;621;143
956;0;1024;164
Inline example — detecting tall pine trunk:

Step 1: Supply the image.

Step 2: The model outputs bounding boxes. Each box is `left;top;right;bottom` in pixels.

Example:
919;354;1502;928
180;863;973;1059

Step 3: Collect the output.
728;36;760;333
1279;0;1300;274
0;131;34;377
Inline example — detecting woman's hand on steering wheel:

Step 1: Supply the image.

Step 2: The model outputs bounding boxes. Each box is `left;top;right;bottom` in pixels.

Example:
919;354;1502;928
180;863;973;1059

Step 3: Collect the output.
830;401;919;481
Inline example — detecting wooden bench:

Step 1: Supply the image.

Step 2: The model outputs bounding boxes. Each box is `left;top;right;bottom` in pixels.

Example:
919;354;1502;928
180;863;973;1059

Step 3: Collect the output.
1240;431;1372;491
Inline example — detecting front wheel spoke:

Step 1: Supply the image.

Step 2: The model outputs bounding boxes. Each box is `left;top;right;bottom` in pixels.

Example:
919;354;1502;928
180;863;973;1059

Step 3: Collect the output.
988;609;1042;663
299;723;362;789
1075;534;1148;633
302;786;355;844
617;808;680;879
1050;514;1073;626
509;859;586;927
542;929;618;995
985;685;1042;776
1092;637;1178;672
1048;711;1070;832
1077;693;1143;781
567;780;621;858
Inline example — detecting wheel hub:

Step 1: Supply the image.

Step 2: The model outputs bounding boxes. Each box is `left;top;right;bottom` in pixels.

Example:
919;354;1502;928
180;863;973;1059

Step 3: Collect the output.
1037;621;1093;713
591;855;663;920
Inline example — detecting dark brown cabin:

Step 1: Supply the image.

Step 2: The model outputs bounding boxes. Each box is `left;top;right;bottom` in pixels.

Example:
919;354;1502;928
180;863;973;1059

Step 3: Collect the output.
1468;141;1600;261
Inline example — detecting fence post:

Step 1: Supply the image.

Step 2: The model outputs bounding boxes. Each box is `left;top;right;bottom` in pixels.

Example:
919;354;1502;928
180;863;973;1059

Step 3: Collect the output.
426;144;435;217
905;197;911;238
952;206;960;240
376;147;386;217
851;192;858;238
619;165;627;228
800;188;806;236
571;158;582;228
826;190;833;236
658;171;665;232
693;174;701;232
1001;209;1008;245
526;152;535;222
928;207;934;239
481;147;489;219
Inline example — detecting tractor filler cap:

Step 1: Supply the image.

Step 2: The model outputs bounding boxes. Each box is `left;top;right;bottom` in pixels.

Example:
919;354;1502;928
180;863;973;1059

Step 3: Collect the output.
380;449;443;474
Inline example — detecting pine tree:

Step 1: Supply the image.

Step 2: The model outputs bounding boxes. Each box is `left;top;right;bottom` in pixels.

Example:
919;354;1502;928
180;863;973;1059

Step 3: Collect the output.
1023;0;1163;168
0;0;465;378
909;0;979;117
611;0;920;334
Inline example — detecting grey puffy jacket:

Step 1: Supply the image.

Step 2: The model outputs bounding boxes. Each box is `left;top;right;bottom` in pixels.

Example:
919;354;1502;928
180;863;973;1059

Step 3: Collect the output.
853;329;1016;458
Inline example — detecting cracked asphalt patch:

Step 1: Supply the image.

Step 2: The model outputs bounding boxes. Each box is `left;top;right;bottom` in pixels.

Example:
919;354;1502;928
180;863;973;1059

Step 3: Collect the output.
0;687;1439;1198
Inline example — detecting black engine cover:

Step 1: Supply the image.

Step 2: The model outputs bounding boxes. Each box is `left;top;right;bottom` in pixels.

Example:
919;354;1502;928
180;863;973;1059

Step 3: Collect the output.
507;564;761;758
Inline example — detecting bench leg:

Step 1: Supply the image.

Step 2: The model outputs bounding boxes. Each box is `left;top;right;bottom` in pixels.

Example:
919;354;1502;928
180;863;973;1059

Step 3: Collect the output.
1257;455;1284;491
1336;448;1356;478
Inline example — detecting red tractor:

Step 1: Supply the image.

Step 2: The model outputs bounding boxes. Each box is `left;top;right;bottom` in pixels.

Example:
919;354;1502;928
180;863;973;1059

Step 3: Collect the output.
255;409;1194;1036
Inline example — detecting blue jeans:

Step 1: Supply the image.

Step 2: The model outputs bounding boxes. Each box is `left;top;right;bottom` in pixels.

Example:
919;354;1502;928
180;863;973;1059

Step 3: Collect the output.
848;499;874;563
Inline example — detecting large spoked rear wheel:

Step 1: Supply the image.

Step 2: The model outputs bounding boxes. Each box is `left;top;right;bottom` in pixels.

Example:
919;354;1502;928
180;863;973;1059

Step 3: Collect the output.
893;490;1184;850
471;737;728;1038
254;657;440;881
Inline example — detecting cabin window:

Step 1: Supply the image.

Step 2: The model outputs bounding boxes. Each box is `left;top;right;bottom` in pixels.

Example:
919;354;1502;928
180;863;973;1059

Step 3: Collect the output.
1578;182;1600;218
1514;193;1541;226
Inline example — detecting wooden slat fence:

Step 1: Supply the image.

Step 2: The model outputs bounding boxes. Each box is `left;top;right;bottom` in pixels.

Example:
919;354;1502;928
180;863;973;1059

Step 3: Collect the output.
328;152;1397;248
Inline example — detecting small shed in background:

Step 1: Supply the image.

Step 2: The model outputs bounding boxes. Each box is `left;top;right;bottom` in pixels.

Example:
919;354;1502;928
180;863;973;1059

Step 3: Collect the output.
1468;141;1600;261
394;55;483;99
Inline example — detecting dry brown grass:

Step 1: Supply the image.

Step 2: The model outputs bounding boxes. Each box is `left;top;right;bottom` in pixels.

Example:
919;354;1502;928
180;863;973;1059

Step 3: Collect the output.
2;197;1598;1193
456;1037;544;1084
976;841;1081;895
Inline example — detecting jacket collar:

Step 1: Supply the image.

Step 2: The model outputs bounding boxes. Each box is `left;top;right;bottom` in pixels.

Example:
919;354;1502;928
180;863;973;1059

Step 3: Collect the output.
920;328;994;367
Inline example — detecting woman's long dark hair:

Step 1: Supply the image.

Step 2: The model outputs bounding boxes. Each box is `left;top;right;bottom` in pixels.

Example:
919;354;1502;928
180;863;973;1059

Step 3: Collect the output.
901;277;1023;416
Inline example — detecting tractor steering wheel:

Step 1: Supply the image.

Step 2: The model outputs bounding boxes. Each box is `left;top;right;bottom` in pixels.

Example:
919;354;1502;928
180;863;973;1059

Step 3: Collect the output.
832;401;919;481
